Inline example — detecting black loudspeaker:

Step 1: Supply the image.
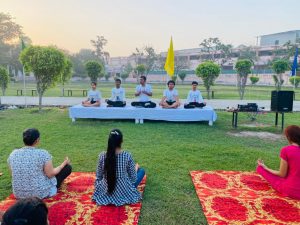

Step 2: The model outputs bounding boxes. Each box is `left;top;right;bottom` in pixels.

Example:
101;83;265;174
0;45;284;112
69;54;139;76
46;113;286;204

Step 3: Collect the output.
271;91;294;112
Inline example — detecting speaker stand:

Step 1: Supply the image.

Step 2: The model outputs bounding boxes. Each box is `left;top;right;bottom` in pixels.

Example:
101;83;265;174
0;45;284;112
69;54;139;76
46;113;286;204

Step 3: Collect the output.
275;112;284;131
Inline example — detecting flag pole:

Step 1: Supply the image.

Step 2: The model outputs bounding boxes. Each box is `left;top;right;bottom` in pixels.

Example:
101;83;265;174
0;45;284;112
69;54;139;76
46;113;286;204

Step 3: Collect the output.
22;66;27;108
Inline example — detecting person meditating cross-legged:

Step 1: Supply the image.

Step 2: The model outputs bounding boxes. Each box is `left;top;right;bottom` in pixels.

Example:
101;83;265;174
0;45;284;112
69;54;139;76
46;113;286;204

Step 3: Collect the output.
160;80;180;109
105;78;126;107
184;81;206;109
92;129;145;206
7;128;72;199
257;125;300;200
82;82;101;107
131;75;156;108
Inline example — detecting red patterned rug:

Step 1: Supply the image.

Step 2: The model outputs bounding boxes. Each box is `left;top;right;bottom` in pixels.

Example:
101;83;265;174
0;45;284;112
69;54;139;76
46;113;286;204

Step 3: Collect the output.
0;172;146;225
190;170;300;225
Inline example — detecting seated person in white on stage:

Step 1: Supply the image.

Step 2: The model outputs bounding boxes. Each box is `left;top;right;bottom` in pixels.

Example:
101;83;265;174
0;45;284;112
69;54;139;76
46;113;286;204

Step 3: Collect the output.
105;78;126;107
131;75;156;108
82;82;101;107
184;81;206;109
160;80;180;109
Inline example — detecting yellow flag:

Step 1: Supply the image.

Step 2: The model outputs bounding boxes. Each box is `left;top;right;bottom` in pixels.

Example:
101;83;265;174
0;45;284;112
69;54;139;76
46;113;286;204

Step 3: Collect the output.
164;37;175;78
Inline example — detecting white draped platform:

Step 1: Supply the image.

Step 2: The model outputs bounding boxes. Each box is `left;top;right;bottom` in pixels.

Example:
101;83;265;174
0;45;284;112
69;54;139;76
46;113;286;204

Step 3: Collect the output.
69;104;217;125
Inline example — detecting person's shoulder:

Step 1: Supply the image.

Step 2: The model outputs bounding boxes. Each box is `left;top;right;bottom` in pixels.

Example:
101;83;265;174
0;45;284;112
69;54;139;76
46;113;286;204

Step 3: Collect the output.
99;151;106;157
122;151;133;158
36;149;51;156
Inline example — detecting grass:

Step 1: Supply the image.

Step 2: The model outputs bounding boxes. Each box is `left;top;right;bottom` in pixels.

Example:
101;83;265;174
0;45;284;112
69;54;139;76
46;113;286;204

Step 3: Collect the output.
3;81;300;100
0;108;299;224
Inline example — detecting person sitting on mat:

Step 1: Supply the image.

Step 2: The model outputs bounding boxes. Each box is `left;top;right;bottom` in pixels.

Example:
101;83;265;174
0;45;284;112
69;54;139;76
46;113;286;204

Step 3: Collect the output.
92;129;145;206
7;128;72;199
131;75;156;108
257;125;300;200
105;78;126;107
1;197;49;225
82;82;101;107
160;80;180;109
184;81;206;109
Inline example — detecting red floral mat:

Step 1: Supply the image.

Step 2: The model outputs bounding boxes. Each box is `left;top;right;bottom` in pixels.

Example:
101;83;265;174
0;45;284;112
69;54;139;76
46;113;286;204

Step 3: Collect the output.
190;170;300;225
0;172;146;225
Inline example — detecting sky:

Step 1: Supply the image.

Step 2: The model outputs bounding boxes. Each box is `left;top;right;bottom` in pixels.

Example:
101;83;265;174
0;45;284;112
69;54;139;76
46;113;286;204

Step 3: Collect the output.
2;0;300;57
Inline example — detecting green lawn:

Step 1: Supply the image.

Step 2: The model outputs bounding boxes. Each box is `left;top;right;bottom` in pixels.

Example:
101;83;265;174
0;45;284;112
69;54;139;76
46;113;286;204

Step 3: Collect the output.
4;81;300;100
0;108;298;224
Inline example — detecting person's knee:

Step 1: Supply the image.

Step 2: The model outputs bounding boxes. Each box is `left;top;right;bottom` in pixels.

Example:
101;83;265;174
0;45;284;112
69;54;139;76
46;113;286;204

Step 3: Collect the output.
64;164;72;175
138;168;145;177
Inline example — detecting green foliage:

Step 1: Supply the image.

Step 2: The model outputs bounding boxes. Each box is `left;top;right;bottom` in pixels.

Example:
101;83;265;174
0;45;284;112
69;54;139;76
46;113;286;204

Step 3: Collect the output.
171;75;177;83
60;58;73;85
104;73;111;81
195;61;220;99
250;76;259;85
178;71;187;83
120;63;133;82
238;46;257;64
272;59;289;91
0;12;23;43
289;76;300;88
1;108;299;224
235;59;252;100
135;64;146;76
85;61;104;83
20;46;66;110
90;35;109;64
70;49;99;78
0;66;9;95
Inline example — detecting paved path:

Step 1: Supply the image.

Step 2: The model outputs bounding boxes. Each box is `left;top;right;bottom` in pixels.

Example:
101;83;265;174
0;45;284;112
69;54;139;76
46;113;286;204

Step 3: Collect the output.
1;96;300;111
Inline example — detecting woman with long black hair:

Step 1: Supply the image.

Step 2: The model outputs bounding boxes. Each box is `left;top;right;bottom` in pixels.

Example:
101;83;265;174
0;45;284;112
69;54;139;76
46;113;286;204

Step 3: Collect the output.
92;129;145;206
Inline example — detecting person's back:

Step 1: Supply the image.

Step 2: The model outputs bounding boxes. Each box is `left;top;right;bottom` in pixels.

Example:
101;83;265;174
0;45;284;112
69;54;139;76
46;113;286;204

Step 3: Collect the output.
7;128;72;199
92;129;145;206
8;147;56;199
280;145;300;196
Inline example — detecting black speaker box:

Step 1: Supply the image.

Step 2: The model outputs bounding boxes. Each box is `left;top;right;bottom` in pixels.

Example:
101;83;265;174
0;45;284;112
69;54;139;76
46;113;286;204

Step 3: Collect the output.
271;91;294;112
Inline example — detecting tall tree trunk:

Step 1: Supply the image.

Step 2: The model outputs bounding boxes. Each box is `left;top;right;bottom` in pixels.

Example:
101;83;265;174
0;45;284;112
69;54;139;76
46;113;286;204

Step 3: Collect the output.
38;94;42;111
206;87;211;99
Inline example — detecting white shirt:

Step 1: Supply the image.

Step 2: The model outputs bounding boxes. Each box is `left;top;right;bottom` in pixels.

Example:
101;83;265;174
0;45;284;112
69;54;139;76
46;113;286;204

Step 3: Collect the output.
88;90;101;101
163;89;178;102
111;87;125;101
136;84;152;102
186;90;204;103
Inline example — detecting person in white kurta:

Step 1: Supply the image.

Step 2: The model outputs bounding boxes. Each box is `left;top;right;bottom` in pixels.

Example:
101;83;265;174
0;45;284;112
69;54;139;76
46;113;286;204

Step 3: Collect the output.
131;76;156;108
106;78;126;107
184;81;206;109
82;82;101;107
160;80;180;109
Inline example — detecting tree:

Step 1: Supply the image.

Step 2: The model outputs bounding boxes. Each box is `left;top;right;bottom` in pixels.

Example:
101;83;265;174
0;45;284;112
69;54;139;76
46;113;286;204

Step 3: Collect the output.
85;61;104;83
195;61;220;99
218;43;233;65
60;58;73;96
235;59;252;100
90;36;110;64
0;66;9;95
283;39;300;59
120;63;133;82
238;46;257;64
70;49;99;78
20;46;65;110
272;59;289;91
134;64;146;76
250;76;259;85
104;72;111;81
178;71;187;84
0;12;23;43
144;46;157;74
132;46;157;74
289;76;300;88
199;38;221;61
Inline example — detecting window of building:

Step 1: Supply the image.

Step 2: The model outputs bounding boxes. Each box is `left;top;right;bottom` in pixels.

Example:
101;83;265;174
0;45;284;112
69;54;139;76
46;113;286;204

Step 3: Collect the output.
189;55;200;60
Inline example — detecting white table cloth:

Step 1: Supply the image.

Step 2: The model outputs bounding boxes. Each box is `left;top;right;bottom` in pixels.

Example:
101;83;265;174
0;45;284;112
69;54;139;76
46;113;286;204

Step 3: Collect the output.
69;104;217;125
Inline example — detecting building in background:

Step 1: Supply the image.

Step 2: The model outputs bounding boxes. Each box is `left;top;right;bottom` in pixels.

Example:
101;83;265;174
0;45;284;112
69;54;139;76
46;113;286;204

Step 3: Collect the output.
260;30;300;47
